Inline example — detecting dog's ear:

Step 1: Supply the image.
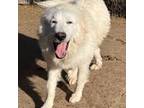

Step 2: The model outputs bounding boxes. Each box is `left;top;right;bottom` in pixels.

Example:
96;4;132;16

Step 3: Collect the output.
38;16;50;51
38;15;52;37
38;16;46;36
38;24;43;36
38;7;56;37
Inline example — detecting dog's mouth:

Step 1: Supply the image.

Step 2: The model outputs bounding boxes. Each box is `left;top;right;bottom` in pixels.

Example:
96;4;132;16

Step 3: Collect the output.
53;41;69;59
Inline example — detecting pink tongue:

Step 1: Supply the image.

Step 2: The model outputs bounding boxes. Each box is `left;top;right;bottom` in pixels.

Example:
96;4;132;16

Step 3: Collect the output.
55;42;67;58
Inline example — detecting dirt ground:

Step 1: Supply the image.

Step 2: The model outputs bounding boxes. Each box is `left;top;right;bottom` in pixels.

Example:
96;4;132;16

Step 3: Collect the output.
18;5;126;108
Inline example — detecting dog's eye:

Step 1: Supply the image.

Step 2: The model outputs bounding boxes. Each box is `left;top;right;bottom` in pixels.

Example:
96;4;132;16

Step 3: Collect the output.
66;21;73;24
51;20;57;24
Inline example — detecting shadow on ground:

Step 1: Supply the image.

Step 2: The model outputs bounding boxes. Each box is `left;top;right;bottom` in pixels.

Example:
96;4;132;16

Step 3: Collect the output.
18;33;46;108
18;33;73;108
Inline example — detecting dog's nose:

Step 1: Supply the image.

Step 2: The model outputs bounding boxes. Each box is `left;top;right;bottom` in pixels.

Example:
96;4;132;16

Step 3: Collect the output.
55;32;66;41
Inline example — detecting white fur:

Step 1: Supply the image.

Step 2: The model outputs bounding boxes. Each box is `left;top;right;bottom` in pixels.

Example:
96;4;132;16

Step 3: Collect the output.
67;67;78;85
38;0;110;108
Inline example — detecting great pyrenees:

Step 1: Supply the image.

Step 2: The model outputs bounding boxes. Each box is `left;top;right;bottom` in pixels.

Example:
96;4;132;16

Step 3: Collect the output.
38;0;110;108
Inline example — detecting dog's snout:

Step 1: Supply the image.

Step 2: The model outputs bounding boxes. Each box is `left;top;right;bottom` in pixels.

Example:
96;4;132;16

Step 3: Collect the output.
55;32;66;41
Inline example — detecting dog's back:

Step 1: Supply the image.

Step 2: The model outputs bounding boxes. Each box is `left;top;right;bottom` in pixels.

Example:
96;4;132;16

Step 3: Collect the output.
37;0;110;46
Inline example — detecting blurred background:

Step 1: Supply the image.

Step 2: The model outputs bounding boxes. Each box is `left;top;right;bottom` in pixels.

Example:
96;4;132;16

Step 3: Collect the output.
18;0;126;17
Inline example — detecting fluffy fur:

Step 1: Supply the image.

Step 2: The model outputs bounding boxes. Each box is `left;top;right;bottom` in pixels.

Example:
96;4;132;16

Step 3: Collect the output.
38;0;110;108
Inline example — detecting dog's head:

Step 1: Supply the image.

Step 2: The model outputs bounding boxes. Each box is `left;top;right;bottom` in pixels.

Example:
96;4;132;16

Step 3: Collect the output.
39;4;86;59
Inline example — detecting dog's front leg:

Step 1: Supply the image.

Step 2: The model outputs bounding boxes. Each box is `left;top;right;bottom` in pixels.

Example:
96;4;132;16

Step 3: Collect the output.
41;68;61;108
69;64;89;103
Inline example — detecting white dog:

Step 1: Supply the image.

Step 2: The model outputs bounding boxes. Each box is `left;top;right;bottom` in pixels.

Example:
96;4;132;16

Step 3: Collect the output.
38;0;110;108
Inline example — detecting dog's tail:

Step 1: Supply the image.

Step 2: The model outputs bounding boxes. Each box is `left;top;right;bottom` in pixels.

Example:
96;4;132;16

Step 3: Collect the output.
34;0;73;8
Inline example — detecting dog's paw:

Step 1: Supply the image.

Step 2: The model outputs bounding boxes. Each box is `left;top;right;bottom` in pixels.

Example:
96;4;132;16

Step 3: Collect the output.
69;93;82;103
90;62;102;71
67;70;77;85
